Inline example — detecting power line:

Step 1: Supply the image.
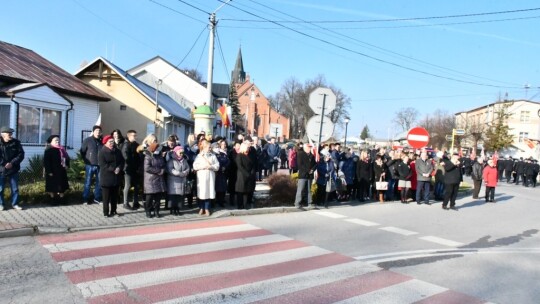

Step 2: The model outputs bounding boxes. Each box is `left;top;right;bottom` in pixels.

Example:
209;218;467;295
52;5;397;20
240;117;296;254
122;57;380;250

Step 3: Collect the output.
177;0;210;15
215;28;231;84
221;15;540;30
162;26;208;80
241;0;521;88
149;0;206;24
221;7;540;23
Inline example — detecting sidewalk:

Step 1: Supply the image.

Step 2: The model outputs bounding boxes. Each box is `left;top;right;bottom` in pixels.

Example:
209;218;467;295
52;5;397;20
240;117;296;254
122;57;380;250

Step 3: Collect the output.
0;180;288;238
0;171;474;238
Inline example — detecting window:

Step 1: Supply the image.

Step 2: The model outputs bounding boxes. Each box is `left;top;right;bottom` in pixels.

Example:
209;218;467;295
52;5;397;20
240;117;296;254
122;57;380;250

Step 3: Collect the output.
520;111;530;122
0;105;9;126
518;132;529;143
18;105;62;144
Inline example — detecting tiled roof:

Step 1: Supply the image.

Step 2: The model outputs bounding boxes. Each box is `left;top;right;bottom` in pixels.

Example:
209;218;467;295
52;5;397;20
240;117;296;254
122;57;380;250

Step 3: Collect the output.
0;40;109;101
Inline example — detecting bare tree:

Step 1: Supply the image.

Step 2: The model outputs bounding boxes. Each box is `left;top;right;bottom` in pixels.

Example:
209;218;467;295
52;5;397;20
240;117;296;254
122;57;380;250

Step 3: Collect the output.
418;109;455;149
181;68;204;83
393;107;419;132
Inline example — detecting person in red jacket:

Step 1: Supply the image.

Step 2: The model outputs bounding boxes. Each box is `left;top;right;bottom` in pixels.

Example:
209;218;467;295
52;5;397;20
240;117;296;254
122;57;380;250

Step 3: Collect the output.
483;159;498;203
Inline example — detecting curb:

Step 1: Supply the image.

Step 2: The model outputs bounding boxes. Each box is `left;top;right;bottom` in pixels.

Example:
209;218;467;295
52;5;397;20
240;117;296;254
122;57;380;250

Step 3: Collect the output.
0;189;476;238
0;227;36;238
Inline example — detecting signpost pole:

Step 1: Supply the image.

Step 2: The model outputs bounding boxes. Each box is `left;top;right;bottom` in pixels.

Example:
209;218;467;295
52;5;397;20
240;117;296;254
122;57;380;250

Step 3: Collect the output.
450;128;456;153
317;94;327;145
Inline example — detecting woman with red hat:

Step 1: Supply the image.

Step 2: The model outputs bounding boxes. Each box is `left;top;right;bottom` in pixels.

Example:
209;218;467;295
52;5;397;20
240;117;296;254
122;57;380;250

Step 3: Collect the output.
98;135;125;217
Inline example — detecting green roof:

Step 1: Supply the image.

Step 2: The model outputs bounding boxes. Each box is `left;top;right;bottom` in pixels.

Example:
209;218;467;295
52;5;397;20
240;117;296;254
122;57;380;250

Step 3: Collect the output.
194;105;214;115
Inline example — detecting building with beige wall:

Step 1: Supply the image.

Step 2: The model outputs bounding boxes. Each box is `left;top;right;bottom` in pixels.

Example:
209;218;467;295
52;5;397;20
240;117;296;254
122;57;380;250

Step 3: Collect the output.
76;58;193;144
455;100;540;158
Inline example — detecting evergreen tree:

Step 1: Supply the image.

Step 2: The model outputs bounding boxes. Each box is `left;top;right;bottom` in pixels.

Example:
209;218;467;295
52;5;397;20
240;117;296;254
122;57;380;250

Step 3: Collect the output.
227;83;243;129
360;125;371;140
484;102;513;151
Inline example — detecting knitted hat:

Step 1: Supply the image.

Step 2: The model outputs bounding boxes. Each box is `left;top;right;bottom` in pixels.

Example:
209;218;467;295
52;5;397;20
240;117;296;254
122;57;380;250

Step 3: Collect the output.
173;145;184;153
102;135;113;144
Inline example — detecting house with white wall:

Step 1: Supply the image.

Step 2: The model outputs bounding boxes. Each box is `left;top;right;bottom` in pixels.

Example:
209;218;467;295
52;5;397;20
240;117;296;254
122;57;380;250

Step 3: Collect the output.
0;40;109;168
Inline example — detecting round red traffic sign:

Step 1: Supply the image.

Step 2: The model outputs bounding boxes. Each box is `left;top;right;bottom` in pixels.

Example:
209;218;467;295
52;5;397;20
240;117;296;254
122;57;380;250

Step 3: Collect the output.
407;127;429;149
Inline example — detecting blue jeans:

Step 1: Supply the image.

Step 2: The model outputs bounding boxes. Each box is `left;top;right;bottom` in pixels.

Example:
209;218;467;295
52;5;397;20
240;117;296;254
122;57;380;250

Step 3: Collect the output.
434;182;445;199
416;180;431;203
0;173;20;207
83;165;102;202
386;178;398;201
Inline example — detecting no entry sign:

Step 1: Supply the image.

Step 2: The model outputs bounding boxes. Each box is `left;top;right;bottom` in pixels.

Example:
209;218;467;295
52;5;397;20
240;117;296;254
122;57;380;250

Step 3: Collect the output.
407;127;429;149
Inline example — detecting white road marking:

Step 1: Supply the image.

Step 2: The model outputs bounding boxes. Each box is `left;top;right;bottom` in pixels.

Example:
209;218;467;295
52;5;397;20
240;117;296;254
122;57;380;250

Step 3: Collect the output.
419;236;464;247
344;218;380;227
313;211;348;219
379;226;418;236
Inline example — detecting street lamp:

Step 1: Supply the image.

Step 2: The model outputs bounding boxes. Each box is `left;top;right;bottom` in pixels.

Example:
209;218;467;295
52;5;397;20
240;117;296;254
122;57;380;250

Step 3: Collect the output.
344;117;350;149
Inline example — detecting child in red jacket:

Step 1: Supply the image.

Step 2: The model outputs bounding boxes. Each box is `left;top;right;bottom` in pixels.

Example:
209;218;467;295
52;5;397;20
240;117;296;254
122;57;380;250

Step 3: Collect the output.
483;159;498;202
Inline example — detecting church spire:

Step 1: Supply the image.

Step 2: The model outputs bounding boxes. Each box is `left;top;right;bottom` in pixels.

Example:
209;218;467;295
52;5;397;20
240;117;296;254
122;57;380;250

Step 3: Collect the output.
231;46;246;84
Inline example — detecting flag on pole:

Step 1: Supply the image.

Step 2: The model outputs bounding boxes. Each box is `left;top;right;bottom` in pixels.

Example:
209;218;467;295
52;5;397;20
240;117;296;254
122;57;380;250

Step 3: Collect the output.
470;147;477;160
493;150;499;166
524;138;535;149
216;104;230;127
480;148;485;160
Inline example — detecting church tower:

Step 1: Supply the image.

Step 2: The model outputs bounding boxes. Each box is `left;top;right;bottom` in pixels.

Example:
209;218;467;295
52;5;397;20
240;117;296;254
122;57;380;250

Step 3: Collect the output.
231;47;246;84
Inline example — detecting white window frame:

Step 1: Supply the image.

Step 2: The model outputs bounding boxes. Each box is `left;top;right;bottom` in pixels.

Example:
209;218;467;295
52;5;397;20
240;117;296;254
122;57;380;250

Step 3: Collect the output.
17;103;65;146
518;132;529;143
520;111;530;123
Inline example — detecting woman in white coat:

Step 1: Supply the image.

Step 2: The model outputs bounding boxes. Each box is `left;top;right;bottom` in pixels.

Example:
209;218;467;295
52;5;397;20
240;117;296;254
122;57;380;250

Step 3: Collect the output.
193;139;220;216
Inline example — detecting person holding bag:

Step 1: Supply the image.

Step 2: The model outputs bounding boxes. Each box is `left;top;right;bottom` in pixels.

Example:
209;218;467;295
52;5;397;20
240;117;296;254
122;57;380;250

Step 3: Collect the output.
373;154;387;203
316;152;336;208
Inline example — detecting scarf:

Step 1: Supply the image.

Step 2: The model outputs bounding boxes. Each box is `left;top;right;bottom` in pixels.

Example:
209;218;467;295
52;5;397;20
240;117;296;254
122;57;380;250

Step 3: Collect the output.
51;143;68;168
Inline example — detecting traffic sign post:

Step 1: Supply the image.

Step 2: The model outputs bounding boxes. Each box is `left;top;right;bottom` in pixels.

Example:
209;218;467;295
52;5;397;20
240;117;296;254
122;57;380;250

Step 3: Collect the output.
450;128;465;153
407;127;430;149
306;87;336;149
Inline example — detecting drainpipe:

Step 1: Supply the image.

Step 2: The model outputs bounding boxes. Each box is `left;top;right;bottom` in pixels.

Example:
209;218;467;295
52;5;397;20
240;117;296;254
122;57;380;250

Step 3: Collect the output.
65;103;74;148
9;95;19;135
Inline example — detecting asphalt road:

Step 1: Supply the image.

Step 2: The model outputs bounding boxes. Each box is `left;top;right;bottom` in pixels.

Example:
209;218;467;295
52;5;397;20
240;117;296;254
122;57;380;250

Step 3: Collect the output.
240;179;540;304
0;178;537;303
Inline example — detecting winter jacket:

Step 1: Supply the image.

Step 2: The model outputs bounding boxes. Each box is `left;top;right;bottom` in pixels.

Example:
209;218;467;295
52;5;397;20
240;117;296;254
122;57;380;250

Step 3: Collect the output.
386;158;400;179
0;137;24;176
397;161;411;181
193;152;220;199
235;153;255;193
80;136;102;166
442;159;462;185
166;156;190;195
98;146;125;188
415;158;434;182
122;140;141;176
143;151;166;194
483;165;498;187
373;161;386;182
44;146;70;193
297;149;316;179
264;143;281;160
288;149;297;169
339;157;356;185
316;159;336;186
471;162;484;181
356;160;372;183
215;151;230;193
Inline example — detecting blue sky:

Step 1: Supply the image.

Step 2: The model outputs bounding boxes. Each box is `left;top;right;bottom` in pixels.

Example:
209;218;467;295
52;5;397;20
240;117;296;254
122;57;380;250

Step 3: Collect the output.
3;0;540;139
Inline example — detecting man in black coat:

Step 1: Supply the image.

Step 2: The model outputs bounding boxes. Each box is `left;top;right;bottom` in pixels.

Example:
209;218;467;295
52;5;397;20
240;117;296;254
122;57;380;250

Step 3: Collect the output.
0;127;25;211
497;157;506;181
514;157;525;185
441;154;462;210
294;143;316;209
504;156;514;183
121;130;141;210
81;125;103;204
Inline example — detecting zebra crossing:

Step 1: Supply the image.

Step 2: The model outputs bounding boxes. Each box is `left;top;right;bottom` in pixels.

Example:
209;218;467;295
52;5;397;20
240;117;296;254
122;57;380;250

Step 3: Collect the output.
38;219;490;303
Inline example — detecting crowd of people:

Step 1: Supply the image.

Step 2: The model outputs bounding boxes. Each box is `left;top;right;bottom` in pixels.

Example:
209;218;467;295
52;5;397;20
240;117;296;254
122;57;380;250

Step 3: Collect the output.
74;126;286;217
289;142;540;210
1;123;539;215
